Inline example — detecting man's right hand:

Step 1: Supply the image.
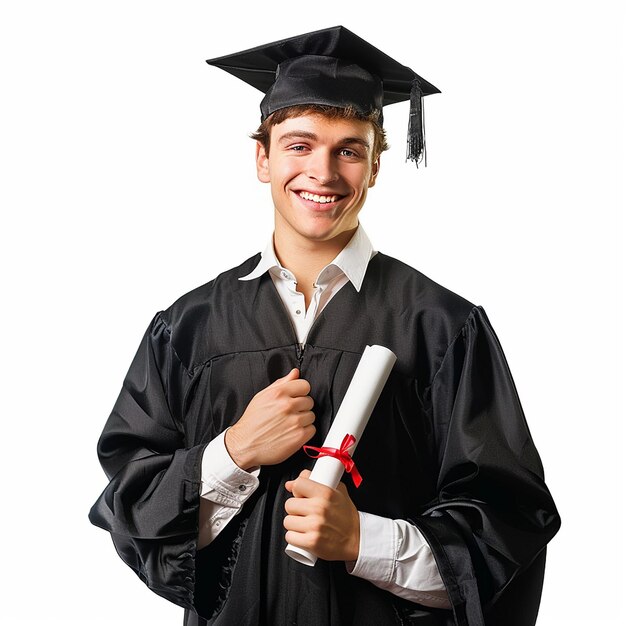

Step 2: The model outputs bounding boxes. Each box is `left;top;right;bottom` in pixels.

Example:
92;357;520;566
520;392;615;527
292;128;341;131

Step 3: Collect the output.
224;368;316;470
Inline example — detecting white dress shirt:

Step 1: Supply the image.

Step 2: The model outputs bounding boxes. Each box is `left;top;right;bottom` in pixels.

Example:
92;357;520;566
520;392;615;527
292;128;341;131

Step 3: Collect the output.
198;225;451;609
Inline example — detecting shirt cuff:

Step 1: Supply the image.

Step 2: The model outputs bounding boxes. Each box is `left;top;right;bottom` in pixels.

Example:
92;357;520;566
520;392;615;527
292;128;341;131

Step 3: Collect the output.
199;430;260;506
347;511;396;584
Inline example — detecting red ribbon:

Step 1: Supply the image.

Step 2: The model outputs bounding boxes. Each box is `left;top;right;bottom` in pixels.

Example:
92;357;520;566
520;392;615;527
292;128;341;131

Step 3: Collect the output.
303;433;363;488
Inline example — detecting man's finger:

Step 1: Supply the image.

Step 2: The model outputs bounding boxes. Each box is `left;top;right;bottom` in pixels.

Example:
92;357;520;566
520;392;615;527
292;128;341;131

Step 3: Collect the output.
282;378;312;397
291;395;314;412
285;470;311;494
284;496;316;516
284;530;313;551
283;514;314;532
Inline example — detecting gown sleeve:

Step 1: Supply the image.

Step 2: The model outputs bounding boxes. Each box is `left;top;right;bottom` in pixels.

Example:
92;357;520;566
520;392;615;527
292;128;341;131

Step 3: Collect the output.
88;312;204;610
409;306;560;626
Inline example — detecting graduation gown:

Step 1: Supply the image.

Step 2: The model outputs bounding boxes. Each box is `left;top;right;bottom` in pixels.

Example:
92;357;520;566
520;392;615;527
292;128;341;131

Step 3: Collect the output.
89;252;560;626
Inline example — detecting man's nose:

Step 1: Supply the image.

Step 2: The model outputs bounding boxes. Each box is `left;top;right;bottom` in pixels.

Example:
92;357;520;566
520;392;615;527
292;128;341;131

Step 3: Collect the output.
306;151;339;185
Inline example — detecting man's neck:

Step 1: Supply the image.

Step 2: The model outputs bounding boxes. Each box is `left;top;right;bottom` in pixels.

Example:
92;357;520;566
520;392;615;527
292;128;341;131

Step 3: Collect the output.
273;227;357;308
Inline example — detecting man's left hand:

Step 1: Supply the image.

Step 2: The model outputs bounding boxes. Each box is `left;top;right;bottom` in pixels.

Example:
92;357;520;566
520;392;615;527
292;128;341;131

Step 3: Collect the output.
284;469;360;562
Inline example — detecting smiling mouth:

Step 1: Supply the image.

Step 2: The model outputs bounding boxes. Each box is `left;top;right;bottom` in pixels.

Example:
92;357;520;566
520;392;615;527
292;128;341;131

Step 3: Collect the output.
297;190;343;205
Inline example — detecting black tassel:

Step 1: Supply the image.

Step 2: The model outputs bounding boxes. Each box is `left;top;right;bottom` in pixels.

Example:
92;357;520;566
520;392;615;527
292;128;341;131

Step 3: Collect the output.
406;79;426;167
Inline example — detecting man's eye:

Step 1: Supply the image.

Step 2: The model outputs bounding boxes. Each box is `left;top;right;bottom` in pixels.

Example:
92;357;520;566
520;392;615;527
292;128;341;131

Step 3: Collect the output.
339;148;358;157
290;145;307;152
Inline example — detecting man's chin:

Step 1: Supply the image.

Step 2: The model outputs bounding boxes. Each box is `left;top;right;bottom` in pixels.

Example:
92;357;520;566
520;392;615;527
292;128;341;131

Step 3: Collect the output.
291;223;358;246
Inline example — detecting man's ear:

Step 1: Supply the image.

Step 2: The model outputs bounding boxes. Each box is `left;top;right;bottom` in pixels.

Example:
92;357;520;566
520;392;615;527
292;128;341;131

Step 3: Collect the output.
256;141;270;183
368;155;381;188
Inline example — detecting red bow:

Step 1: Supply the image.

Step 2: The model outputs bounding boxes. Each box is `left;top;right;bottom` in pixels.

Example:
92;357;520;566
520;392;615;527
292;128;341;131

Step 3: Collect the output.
303;433;363;488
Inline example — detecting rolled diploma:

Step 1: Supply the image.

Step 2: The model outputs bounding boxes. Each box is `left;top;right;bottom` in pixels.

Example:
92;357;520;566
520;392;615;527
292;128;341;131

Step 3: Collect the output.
285;344;397;566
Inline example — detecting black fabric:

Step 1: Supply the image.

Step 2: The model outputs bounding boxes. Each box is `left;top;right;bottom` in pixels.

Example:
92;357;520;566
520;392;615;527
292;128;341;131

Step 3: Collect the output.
205;25;440;110
260;55;385;123
89;252;560;625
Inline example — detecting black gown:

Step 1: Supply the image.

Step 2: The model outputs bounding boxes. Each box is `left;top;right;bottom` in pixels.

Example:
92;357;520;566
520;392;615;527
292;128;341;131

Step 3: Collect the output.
89;252;560;626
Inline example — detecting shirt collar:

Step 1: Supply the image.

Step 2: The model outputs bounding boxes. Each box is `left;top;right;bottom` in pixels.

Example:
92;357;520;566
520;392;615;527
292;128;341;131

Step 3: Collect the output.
238;224;376;292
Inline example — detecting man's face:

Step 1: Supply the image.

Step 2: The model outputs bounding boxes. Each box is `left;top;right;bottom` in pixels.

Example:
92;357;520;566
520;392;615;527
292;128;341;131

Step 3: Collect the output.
255;113;380;247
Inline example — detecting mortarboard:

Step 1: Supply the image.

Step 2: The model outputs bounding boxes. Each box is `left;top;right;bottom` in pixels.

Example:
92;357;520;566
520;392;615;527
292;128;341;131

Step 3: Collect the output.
206;26;440;167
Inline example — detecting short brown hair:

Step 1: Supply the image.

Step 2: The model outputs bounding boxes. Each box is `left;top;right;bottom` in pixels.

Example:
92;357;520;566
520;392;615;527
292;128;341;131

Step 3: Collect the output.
250;104;389;162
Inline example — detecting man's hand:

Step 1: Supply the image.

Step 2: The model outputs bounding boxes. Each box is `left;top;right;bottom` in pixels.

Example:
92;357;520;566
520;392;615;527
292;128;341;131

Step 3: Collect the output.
225;368;315;470
283;469;360;562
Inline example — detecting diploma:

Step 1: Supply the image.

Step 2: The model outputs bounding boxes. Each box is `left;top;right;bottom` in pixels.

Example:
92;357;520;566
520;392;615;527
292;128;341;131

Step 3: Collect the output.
285;344;397;566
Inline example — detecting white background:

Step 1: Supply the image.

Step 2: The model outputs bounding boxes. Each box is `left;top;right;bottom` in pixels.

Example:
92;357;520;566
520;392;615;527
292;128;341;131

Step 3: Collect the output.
1;1;624;624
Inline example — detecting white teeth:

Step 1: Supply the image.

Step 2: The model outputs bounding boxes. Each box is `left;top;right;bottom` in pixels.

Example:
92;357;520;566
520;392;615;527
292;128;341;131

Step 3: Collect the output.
299;191;339;203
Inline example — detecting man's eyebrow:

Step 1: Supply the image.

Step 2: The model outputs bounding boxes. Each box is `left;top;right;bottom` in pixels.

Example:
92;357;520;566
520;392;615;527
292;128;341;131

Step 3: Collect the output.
277;131;371;150
340;137;371;149
277;131;318;144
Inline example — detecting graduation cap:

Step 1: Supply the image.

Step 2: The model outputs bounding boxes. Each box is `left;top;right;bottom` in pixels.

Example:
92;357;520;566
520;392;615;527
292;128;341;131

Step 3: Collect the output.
206;26;440;166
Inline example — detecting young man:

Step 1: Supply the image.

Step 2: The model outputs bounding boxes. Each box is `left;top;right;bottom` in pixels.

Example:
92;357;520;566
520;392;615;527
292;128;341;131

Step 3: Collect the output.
90;26;560;626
